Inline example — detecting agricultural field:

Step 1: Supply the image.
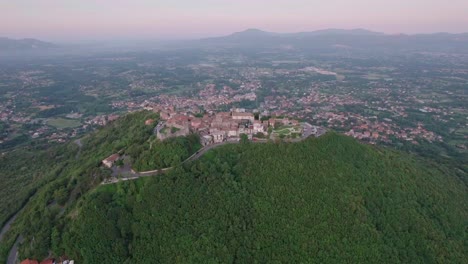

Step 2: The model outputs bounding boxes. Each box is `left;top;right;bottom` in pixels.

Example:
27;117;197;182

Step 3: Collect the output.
47;118;82;129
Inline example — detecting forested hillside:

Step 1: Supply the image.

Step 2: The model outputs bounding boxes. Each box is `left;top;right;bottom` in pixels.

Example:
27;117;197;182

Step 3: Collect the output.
1;111;466;263
58;133;467;263
0;111;158;262
130;134;202;171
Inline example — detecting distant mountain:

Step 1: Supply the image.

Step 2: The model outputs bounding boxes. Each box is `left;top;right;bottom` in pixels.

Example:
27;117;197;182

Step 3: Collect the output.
230;28;277;37
203;29;278;43
294;28;385;36
0;37;56;51
206;28;384;41
198;28;468;53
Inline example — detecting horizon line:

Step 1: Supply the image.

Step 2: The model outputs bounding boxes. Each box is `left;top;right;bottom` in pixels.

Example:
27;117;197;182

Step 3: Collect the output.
2;27;468;43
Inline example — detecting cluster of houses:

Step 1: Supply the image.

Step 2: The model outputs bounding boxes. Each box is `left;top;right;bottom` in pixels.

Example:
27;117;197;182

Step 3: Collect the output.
101;109;305;169
156;108;300;145
85;114;119;126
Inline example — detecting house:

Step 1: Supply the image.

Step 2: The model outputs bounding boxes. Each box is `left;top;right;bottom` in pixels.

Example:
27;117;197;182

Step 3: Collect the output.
201;135;213;146
102;154;120;168
190;118;202;130
372;132;379;139
268;118;276;127
107;114;119;122
212;131;226;143
232;112;254;121
216;112;231;118
21;260;39;264
227;129;238;137
253;121;266;134
159;111;170;120
232;108;246;113
145;119;155;125
238;127;252;135
40;258;55;264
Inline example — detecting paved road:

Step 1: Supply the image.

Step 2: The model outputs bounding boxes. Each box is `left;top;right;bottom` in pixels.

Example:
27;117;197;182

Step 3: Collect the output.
74;138;83;159
0;213;19;242
183;141;239;164
1;193;39;264
153;121;165;135
7;235;23;264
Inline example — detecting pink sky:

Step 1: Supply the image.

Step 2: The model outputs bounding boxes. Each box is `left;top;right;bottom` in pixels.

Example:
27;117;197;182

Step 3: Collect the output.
1;0;468;41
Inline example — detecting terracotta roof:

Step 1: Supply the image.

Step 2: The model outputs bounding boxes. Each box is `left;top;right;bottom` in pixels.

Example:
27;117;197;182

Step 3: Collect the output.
104;154;120;163
21;259;39;264
145;119;155;125
40;259;54;264
232;112;253;117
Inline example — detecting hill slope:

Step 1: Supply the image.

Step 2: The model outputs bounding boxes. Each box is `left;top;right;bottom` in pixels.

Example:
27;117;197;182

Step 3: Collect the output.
0;111;159;262
0;37;56;51
58;133;467;263
0;113;465;263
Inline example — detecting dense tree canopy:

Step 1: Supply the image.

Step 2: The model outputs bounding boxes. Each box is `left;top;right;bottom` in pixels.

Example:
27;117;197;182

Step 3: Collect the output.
1;112;466;263
59;133;468;263
0;111;158;261
130;134;202;171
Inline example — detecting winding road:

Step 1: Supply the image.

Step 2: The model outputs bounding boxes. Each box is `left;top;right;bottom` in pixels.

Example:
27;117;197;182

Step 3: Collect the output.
0;213;19;242
102;141;240;184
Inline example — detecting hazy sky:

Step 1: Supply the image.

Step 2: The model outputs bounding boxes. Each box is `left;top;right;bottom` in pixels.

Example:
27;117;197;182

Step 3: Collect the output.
1;0;468;41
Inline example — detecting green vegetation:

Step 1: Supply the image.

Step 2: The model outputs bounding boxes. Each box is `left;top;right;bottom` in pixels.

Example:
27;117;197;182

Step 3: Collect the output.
35;105;76;118
130;134;202;171
0;149;62;229
0;121;6;137
272;125;302;138
1;112;466;263
0;111;158;262
58;133;467;263
0;134;30;150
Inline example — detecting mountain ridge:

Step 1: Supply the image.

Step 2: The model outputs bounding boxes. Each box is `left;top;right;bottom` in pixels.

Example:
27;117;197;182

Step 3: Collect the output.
203;28;385;41
197;28;468;53
0;37;56;51
204;28;468;40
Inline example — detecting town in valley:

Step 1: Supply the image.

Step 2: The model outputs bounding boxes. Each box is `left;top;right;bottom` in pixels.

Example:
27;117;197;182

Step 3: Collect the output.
0;37;467;166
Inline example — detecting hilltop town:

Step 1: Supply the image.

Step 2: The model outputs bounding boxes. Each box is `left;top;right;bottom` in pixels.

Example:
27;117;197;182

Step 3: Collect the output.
154;107;323;145
0;50;466;166
98;109;325;179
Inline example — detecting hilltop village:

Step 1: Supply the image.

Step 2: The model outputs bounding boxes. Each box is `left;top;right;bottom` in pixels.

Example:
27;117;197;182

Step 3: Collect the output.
154;107;323;145
99;109;325;176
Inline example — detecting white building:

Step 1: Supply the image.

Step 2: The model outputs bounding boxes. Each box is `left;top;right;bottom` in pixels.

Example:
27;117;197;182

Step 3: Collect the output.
201;135;213;146
253;121;266;134
212;131;226;143
232;112;255;121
